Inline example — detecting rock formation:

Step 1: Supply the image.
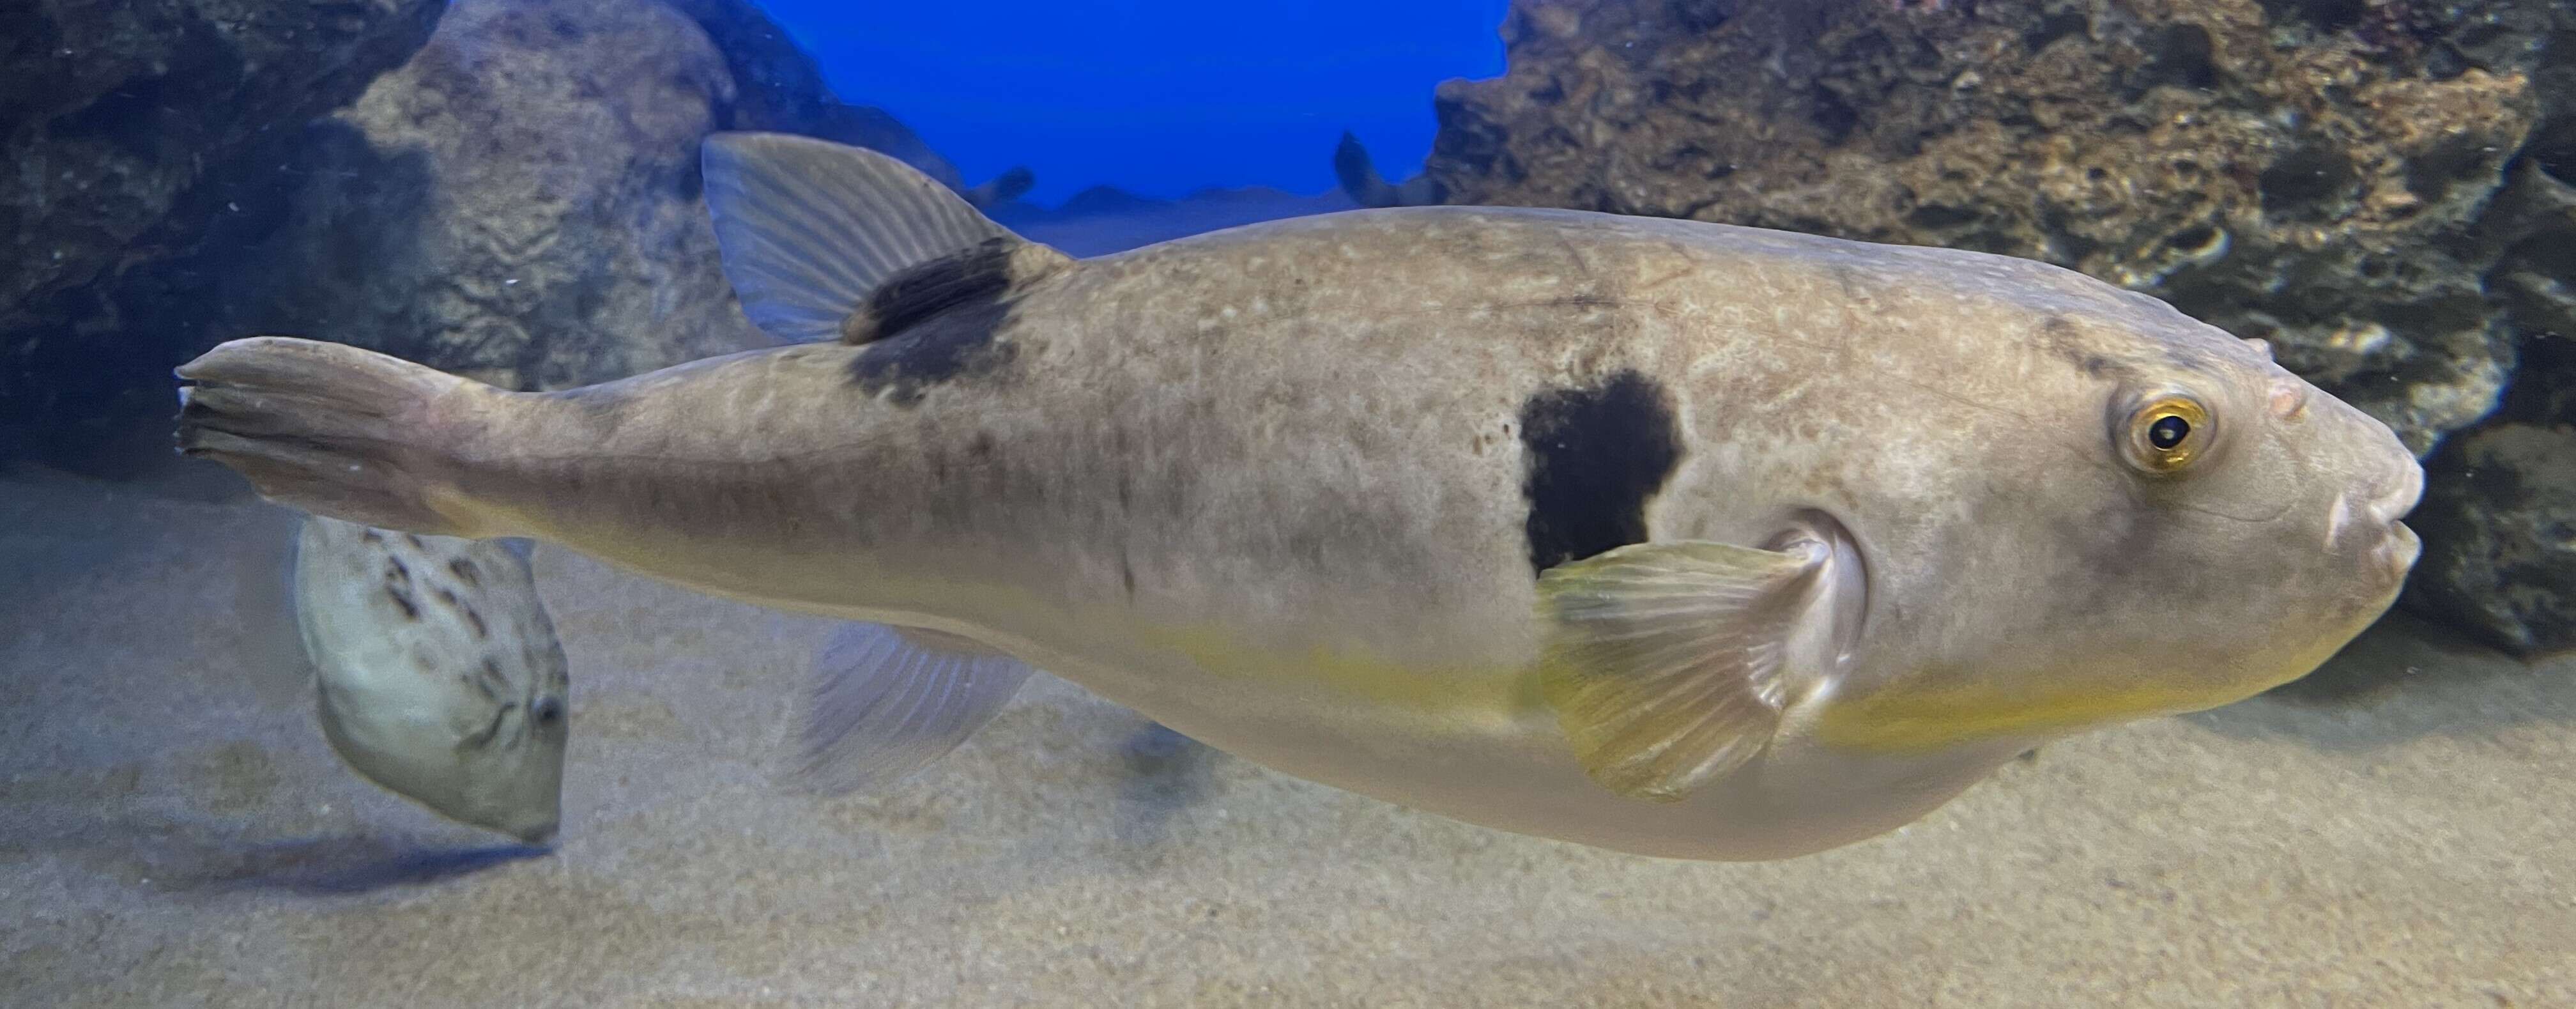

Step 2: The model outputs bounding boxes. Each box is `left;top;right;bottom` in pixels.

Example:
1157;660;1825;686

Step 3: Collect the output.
1;0;445;461
3;0;1027;472
1404;0;2576;655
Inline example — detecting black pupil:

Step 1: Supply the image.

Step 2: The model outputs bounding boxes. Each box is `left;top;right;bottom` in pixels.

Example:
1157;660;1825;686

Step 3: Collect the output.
534;700;561;724
2148;415;2190;451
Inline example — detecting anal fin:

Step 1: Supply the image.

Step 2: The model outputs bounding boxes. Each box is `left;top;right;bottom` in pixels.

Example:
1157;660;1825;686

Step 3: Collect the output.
791;622;1035;796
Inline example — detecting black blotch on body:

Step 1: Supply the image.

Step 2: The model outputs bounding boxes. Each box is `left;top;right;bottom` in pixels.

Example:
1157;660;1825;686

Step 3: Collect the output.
1517;371;1685;575
848;302;1015;406
846;240;1029;404
447;558;482;588
385;586;420;621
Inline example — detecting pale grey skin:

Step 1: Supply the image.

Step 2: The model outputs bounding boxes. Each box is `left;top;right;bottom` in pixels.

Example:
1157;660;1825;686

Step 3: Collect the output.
293;516;569;844
192;207;2418;859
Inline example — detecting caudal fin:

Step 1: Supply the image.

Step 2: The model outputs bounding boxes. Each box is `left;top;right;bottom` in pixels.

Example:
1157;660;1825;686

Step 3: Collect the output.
176;337;488;537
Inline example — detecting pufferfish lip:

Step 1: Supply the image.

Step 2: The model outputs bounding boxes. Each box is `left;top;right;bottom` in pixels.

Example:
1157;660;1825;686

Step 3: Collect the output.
2380;521;2423;577
2366;461;2425;527
2360;462;2425;579
2324;461;2425;577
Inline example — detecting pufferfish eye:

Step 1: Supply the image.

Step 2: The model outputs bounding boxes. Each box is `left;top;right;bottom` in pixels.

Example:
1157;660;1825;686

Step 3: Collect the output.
532;697;565;727
2124;394;2211;474
2148;414;2189;450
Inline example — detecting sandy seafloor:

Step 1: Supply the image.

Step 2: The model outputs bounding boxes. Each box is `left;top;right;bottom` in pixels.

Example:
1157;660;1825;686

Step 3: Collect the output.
2;458;2571;1008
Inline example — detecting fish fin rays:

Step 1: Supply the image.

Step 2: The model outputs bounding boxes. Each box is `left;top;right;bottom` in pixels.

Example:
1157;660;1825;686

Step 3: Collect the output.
1535;539;1830;803
788;622;1034;796
700;132;1064;345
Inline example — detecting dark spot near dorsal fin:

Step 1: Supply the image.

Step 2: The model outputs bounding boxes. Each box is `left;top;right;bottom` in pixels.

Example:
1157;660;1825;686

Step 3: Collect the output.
843;236;1023;345
553;383;634;436
1518;371;1685;575
842;238;1064;405
2039;313;2127;380
847;302;1016;406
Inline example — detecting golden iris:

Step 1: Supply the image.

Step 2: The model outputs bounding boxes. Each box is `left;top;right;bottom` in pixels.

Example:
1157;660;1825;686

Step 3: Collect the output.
2128;395;2209;472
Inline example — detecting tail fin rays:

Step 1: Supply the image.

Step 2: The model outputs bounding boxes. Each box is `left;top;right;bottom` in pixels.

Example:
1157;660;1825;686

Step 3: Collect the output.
176;336;491;537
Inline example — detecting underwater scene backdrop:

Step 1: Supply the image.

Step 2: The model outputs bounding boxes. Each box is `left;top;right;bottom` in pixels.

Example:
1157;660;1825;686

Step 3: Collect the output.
4;0;2573;1005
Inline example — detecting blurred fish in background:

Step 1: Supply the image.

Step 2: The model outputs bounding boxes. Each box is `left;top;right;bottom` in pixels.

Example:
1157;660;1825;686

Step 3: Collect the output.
289;516;571;845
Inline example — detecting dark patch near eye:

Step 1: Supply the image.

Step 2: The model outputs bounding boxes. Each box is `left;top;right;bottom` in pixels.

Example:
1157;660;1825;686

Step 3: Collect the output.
848;302;1016;406
1517;371;1685;575
447;558;481;588
385;586;420;621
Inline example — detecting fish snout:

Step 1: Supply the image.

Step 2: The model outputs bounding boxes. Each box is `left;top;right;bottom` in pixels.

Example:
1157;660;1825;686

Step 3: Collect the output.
2331;459;2425;580
2366;459;2425;527
2379;521;2423;579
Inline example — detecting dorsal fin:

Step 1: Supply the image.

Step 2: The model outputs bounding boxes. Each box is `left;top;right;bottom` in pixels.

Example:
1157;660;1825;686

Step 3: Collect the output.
700;132;1069;345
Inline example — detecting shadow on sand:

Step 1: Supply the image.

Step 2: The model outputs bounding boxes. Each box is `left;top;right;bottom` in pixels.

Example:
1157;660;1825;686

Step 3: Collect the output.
4;814;551;898
185;835;553;896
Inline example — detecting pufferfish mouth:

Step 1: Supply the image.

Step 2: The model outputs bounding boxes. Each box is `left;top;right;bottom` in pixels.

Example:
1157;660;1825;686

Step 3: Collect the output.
2345;461;2425;578
2368;460;2425;527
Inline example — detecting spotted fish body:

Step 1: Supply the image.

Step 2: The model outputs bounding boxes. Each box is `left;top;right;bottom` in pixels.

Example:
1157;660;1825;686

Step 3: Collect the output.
180;135;2421;860
292;516;569;843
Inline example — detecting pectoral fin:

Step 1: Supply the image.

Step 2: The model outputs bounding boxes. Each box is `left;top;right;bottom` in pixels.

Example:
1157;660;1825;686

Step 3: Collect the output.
1536;539;1830;802
789;622;1034;796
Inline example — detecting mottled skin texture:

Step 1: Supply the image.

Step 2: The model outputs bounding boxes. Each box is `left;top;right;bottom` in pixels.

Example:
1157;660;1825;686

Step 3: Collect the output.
203;207;2419;859
293;516;569;843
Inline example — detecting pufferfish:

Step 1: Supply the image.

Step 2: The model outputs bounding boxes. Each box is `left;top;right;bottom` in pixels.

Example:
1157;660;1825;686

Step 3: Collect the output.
290;515;569;843
173;133;2422;861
